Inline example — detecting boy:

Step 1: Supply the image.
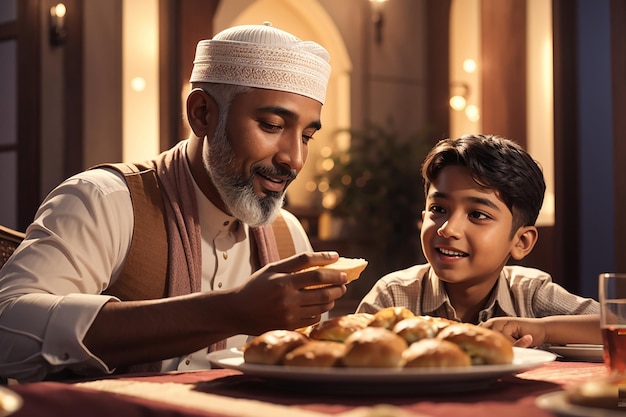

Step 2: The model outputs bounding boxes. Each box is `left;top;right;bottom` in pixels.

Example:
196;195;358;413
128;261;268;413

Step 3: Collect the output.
357;134;600;347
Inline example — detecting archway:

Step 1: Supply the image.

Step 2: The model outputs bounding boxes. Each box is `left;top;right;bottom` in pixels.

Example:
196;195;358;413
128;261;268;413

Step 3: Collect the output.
215;0;353;211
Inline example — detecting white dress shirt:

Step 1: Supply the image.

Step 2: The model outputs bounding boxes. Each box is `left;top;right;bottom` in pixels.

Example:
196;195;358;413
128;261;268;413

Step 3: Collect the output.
0;157;312;381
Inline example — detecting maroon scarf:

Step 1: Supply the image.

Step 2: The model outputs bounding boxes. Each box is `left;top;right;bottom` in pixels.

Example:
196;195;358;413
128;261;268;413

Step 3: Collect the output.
152;140;281;351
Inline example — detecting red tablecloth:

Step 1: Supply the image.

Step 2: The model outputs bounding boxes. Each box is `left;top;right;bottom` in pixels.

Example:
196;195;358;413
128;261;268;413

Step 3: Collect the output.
7;361;609;417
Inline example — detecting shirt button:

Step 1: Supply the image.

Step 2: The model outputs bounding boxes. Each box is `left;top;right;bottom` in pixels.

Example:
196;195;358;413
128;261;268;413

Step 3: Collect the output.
223;220;230;226
185;358;191;366
218;282;223;288
223;252;228;260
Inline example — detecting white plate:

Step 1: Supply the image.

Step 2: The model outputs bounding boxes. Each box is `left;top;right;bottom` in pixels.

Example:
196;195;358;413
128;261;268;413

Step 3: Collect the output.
536;390;625;417
207;347;556;394
0;386;22;417
547;344;604;362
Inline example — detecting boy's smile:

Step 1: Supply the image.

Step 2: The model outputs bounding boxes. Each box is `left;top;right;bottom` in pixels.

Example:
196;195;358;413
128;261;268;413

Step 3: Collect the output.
421;165;519;289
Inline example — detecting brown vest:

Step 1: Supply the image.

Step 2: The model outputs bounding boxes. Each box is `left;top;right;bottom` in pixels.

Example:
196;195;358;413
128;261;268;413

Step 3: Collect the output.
100;162;297;301
95;162;298;374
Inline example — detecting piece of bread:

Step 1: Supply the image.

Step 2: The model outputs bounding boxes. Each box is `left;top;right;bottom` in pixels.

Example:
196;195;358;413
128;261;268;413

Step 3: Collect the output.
341;327;408;368
243;330;309;365
283;340;346;367
309;313;374;342
424;315;457;334
403;338;471;368
392;316;439;344
304;257;368;289
436;323;514;365
368;306;415;330
565;376;625;410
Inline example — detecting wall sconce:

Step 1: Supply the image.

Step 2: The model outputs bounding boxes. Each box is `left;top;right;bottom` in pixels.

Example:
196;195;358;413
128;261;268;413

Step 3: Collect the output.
49;3;67;46
449;81;470;111
370;0;389;44
449;59;480;121
450;81;480;121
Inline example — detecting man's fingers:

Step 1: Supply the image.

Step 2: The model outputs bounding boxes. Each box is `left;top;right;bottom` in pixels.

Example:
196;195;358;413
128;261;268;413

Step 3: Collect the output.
268;251;340;273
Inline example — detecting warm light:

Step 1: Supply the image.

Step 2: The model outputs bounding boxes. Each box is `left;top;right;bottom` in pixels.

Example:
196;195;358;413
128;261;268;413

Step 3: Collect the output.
320;146;332;158
321;158;335;171
130;77;146;92
53;3;66;17
305;181;318;192
49;3;67;45
322;193;337;209
449;95;467;111
462;58;476;73
369;0;388;44
317;181;330;193
465;104;480;122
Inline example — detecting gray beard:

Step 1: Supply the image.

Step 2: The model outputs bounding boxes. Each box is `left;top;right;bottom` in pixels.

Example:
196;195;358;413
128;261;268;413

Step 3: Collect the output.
202;126;289;227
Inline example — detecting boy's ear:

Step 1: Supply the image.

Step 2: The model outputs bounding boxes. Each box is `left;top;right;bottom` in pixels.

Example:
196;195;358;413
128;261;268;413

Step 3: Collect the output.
510;226;538;260
186;88;218;138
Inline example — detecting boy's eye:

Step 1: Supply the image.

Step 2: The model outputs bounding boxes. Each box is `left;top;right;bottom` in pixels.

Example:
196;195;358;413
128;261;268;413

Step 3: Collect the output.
429;204;445;214
469;211;489;220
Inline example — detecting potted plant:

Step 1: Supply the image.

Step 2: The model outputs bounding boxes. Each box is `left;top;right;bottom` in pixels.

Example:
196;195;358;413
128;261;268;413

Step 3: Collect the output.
317;124;432;295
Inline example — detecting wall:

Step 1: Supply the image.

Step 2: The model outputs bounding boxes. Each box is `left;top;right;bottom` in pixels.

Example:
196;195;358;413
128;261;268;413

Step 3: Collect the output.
40;0;66;197
0;1;18;228
83;1;123;168
122;0;160;162
216;0;429;138
577;0;614;297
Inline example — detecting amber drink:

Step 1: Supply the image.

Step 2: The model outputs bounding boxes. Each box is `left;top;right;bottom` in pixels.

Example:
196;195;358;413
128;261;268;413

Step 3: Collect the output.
599;273;626;376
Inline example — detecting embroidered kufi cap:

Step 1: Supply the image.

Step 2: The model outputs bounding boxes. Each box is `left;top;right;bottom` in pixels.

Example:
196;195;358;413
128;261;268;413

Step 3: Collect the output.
190;22;331;104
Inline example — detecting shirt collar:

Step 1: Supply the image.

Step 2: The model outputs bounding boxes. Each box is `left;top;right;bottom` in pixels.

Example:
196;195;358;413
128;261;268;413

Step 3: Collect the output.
479;271;518;319
421;268;518;321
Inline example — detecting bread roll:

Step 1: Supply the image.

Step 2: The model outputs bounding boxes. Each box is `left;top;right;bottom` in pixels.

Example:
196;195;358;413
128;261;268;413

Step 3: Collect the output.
565;376;625;410
243;330;309;365
342;327;408;368
369;307;415;330
436;323;513;365
392;316;438;344
283;340;346;367
304;257;368;289
309;313;374;342
422;315;456;334
403;338;471;368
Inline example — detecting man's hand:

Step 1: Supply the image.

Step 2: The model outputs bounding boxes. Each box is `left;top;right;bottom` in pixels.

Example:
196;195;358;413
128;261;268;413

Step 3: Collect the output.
229;251;348;335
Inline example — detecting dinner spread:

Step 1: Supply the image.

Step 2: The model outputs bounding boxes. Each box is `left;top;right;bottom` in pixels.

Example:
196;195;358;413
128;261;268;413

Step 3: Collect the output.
243;307;514;368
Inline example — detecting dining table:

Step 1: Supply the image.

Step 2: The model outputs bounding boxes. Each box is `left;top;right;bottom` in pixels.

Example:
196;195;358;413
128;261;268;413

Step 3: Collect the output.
2;351;616;417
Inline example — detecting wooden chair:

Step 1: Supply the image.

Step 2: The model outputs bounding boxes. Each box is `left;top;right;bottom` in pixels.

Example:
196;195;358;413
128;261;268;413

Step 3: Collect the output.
0;225;24;384
0;224;25;269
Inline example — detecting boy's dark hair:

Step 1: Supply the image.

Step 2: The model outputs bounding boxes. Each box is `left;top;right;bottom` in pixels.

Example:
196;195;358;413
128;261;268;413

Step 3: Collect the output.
421;134;546;232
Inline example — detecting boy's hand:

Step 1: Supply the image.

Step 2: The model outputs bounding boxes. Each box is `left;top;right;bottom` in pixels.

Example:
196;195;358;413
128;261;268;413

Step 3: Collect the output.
481;317;546;347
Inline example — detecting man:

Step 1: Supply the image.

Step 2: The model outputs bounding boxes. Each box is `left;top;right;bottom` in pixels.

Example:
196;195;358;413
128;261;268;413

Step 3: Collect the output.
0;23;347;382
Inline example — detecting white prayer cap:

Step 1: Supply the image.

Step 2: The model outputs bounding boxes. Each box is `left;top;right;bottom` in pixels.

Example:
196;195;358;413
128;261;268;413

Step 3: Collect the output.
190;22;331;104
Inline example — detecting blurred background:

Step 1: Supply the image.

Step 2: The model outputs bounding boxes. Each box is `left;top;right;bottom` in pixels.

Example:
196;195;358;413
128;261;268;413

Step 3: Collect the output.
0;0;624;310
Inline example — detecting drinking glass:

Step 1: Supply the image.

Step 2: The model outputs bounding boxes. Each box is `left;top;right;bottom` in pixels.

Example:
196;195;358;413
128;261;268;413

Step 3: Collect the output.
599;272;626;376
